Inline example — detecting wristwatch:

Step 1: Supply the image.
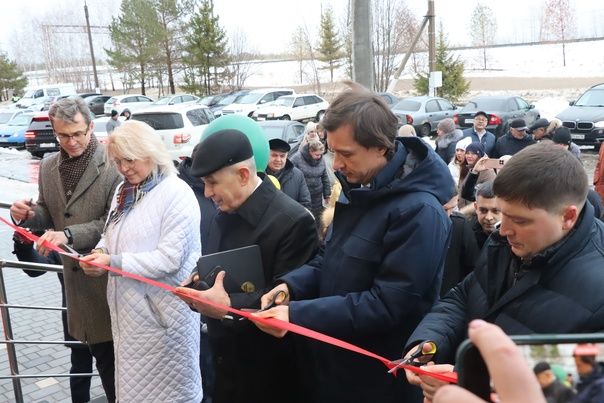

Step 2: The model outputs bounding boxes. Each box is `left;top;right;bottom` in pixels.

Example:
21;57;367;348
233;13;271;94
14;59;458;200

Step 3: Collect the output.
63;228;74;245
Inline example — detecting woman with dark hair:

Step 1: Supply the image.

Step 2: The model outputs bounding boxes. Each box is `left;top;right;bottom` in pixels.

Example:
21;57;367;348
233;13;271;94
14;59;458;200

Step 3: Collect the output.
458;142;495;208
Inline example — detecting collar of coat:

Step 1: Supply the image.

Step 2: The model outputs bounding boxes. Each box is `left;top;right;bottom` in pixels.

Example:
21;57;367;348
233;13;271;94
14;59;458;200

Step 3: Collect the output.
229;173;276;227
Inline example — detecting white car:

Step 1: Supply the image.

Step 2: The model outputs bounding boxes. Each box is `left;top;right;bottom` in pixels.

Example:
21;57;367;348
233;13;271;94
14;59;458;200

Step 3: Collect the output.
221;88;295;117
152;94;200;106
104;94;155;116
253;94;329;122
130;104;215;162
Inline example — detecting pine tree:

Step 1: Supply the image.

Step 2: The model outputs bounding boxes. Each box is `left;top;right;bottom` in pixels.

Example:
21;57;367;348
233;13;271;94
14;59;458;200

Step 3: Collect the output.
106;0;164;95
317;6;342;83
414;31;469;103
0;52;27;101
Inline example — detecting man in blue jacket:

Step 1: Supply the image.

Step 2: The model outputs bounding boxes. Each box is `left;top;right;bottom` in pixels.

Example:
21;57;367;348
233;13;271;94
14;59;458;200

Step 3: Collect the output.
462;111;496;156
255;83;455;403
404;142;604;400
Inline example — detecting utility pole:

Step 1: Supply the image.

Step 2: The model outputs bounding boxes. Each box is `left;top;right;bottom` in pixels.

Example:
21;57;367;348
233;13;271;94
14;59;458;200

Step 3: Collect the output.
84;2;99;91
352;0;374;90
428;0;436;72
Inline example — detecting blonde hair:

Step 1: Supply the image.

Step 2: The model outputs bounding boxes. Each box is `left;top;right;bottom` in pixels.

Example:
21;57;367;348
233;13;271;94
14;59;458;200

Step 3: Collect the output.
546;118;562;135
305;121;318;134
398;124;416;137
107;120;176;178
308;140;325;153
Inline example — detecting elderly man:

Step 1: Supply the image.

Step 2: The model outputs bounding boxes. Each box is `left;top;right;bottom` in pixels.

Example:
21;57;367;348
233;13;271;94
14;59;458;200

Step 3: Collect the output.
265;138;311;209
255;84;455;403
176;129;318;403
491;118;536;157
404;143;604;401
462;111;496;156
9;98;120;402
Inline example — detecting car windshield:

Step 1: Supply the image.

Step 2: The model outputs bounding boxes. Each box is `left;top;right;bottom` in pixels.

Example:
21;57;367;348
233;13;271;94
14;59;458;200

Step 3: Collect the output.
154;96;173;105
461;98;506;112
393;100;421;111
8;114;33;126
131;112;184;130
22;90;35;98
199;96;214;105
575;89;604;107
235;93;262;104
273;97;295;107
0;113;15;124
259;125;285;140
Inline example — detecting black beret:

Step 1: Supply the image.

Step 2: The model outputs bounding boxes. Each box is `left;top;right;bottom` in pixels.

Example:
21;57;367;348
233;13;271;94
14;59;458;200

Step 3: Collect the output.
510;119;528;130
529;118;549;132
191;129;253;177
269;138;290;152
474;111;489;120
533;361;551;375
553;126;572;145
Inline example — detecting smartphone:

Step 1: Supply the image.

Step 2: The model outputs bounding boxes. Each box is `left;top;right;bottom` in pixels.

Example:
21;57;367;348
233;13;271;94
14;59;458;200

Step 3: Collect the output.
456;333;604;401
483;158;506;170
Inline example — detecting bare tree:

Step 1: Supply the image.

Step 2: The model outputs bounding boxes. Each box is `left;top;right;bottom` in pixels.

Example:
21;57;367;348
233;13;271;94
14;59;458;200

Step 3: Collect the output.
470;3;497;70
540;0;576;66
289;24;321;93
227;29;255;90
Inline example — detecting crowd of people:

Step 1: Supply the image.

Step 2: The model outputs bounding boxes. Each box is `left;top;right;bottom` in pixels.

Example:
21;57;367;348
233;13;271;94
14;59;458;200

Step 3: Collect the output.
8;86;604;403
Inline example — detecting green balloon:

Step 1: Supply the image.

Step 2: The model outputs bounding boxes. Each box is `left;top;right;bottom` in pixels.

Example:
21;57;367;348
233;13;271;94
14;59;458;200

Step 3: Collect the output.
201;115;269;172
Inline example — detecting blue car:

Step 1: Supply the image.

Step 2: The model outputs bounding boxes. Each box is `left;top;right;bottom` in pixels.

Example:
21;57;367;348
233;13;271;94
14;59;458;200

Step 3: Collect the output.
0;112;35;148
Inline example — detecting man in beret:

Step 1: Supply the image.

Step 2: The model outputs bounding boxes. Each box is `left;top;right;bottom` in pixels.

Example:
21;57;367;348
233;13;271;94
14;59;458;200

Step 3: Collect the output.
528;117;550;140
176;129;318;403
462;111;497;157
533;361;575;402
266;138;311;209
491;118;536;157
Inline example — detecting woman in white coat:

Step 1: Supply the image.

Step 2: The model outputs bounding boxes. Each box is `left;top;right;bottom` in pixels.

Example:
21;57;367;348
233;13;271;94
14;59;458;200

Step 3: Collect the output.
80;121;202;402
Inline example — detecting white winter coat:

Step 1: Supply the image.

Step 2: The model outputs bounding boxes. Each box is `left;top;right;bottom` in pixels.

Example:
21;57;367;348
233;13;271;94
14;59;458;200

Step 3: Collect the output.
98;174;202;402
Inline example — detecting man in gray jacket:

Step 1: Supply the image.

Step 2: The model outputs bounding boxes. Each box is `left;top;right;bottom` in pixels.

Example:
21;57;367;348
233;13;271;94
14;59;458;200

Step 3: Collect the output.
265;138;311;209
10;98;121;402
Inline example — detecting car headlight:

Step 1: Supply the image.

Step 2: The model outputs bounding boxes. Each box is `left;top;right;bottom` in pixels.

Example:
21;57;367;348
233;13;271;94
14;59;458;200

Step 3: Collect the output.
594;121;604;129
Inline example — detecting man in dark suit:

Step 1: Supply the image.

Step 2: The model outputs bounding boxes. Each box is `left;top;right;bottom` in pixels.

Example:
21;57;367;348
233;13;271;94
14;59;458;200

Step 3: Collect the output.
10;98;121;402
176;129;318;403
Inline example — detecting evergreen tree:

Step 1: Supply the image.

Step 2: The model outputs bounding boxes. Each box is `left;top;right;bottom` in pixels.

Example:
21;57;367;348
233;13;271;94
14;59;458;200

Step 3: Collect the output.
0;52;27;101
414;31;469;103
106;0;164;96
181;0;229;95
317;6;342;83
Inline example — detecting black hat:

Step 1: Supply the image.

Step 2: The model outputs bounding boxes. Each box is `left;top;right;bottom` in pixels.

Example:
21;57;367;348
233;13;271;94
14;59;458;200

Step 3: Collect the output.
474;111;489;120
269;138;290;153
529;118;549;133
510;119;527;131
111;109;119;117
533;361;551;375
552;126;572;145
191;129;253;177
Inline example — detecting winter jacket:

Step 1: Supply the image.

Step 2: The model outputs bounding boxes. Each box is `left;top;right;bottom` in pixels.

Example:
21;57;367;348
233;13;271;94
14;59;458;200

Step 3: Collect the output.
463;128;497;157
281;137;456;403
436;129;464;164
458;169;496;208
541;379;575;403
442;212;479;296
574;363;604;403
99;174;202;402
491;132;536;158
290;144;331;211
406;202;604;364
266;159;312;209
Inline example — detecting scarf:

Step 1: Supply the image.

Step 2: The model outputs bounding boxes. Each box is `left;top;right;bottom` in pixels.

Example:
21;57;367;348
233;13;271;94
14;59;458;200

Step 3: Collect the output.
106;173;163;229
58;134;98;202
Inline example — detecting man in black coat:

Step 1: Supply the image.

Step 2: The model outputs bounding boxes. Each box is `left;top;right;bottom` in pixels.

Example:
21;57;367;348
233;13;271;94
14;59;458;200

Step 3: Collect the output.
265;138;312;209
176;129;318;403
467;181;502;250
491;118;536;157
404;143;604;400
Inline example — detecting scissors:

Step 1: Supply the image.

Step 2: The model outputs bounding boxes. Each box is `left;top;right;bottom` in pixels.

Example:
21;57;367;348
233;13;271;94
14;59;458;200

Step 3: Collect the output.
388;340;437;374
238;290;288;321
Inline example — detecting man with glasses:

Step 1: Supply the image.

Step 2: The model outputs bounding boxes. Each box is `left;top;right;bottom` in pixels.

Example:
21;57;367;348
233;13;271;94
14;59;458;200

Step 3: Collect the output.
491;118;536;158
462;111;496;156
9;98;121;402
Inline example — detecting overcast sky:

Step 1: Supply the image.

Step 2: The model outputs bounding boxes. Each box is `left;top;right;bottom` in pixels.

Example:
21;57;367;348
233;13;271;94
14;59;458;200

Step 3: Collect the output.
1;0;603;57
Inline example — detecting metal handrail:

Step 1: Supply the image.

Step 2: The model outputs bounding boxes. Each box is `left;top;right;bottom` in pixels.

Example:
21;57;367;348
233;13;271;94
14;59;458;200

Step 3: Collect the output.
0;201;11;209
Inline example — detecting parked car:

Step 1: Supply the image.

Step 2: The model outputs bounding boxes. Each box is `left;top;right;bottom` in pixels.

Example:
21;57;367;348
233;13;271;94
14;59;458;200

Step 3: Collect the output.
209;90;250;117
24;112;56;158
16;83;77;109
257;120;306;144
253;94;329;122
0;109;30;126
556;83;604;149
41;95;69;111
198;93;229;109
85;95;111;116
152;94;200;106
391;96;457;137
377;92;399;106
0;112;34;148
130;104;215;162
104;94;155;116
454;95;540;137
221;88;295;117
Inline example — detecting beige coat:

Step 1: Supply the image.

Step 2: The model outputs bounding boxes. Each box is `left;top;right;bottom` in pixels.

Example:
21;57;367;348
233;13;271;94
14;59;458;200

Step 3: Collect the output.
23;146;121;344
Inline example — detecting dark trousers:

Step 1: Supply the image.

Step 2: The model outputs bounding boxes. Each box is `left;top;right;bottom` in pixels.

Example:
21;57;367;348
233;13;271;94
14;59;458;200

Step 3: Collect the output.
69;346;93;403
88;341;116;403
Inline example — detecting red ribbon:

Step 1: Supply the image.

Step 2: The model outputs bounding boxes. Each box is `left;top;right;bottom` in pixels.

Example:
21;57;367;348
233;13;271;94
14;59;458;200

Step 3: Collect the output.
1;216;458;384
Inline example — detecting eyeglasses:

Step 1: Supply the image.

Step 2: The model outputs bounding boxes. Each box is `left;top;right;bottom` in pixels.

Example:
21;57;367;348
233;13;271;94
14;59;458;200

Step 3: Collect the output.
55;129;89;142
113;157;136;168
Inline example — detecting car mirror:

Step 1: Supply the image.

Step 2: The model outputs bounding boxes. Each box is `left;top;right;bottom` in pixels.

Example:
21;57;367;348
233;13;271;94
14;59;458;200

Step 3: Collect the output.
528;104;535;110
169;102;174;105
569;100;575;106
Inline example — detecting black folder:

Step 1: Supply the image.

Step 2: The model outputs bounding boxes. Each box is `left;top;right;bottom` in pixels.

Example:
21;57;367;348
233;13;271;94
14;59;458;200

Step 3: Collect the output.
196;245;264;293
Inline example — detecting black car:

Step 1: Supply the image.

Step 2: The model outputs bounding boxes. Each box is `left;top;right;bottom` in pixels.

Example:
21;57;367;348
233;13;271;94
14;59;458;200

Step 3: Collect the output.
454;96;540;137
556;83;604;149
25;112;57;158
85;95;111;116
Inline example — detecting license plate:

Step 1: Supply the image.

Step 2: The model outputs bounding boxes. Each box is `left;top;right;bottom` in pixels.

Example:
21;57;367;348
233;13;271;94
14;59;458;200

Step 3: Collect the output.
464;119;474;124
571;134;585;140
40;142;56;148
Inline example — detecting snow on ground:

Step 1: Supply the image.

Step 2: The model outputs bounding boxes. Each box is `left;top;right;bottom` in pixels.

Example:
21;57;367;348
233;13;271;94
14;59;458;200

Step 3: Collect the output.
532;97;572;120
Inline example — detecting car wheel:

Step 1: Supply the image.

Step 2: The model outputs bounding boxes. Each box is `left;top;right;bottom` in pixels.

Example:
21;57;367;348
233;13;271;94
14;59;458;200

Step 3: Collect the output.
316;110;325;122
420;123;431;137
282;115;291;121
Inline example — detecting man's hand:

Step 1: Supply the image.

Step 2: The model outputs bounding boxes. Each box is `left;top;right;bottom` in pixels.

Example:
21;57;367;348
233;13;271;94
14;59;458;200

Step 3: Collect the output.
79;253;110;277
416;363;455;402
10;199;35;222
433;320;545;403
404;342;441;386
252;305;289;338
174;271;230;319
37;230;68;257
260;283;290;309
